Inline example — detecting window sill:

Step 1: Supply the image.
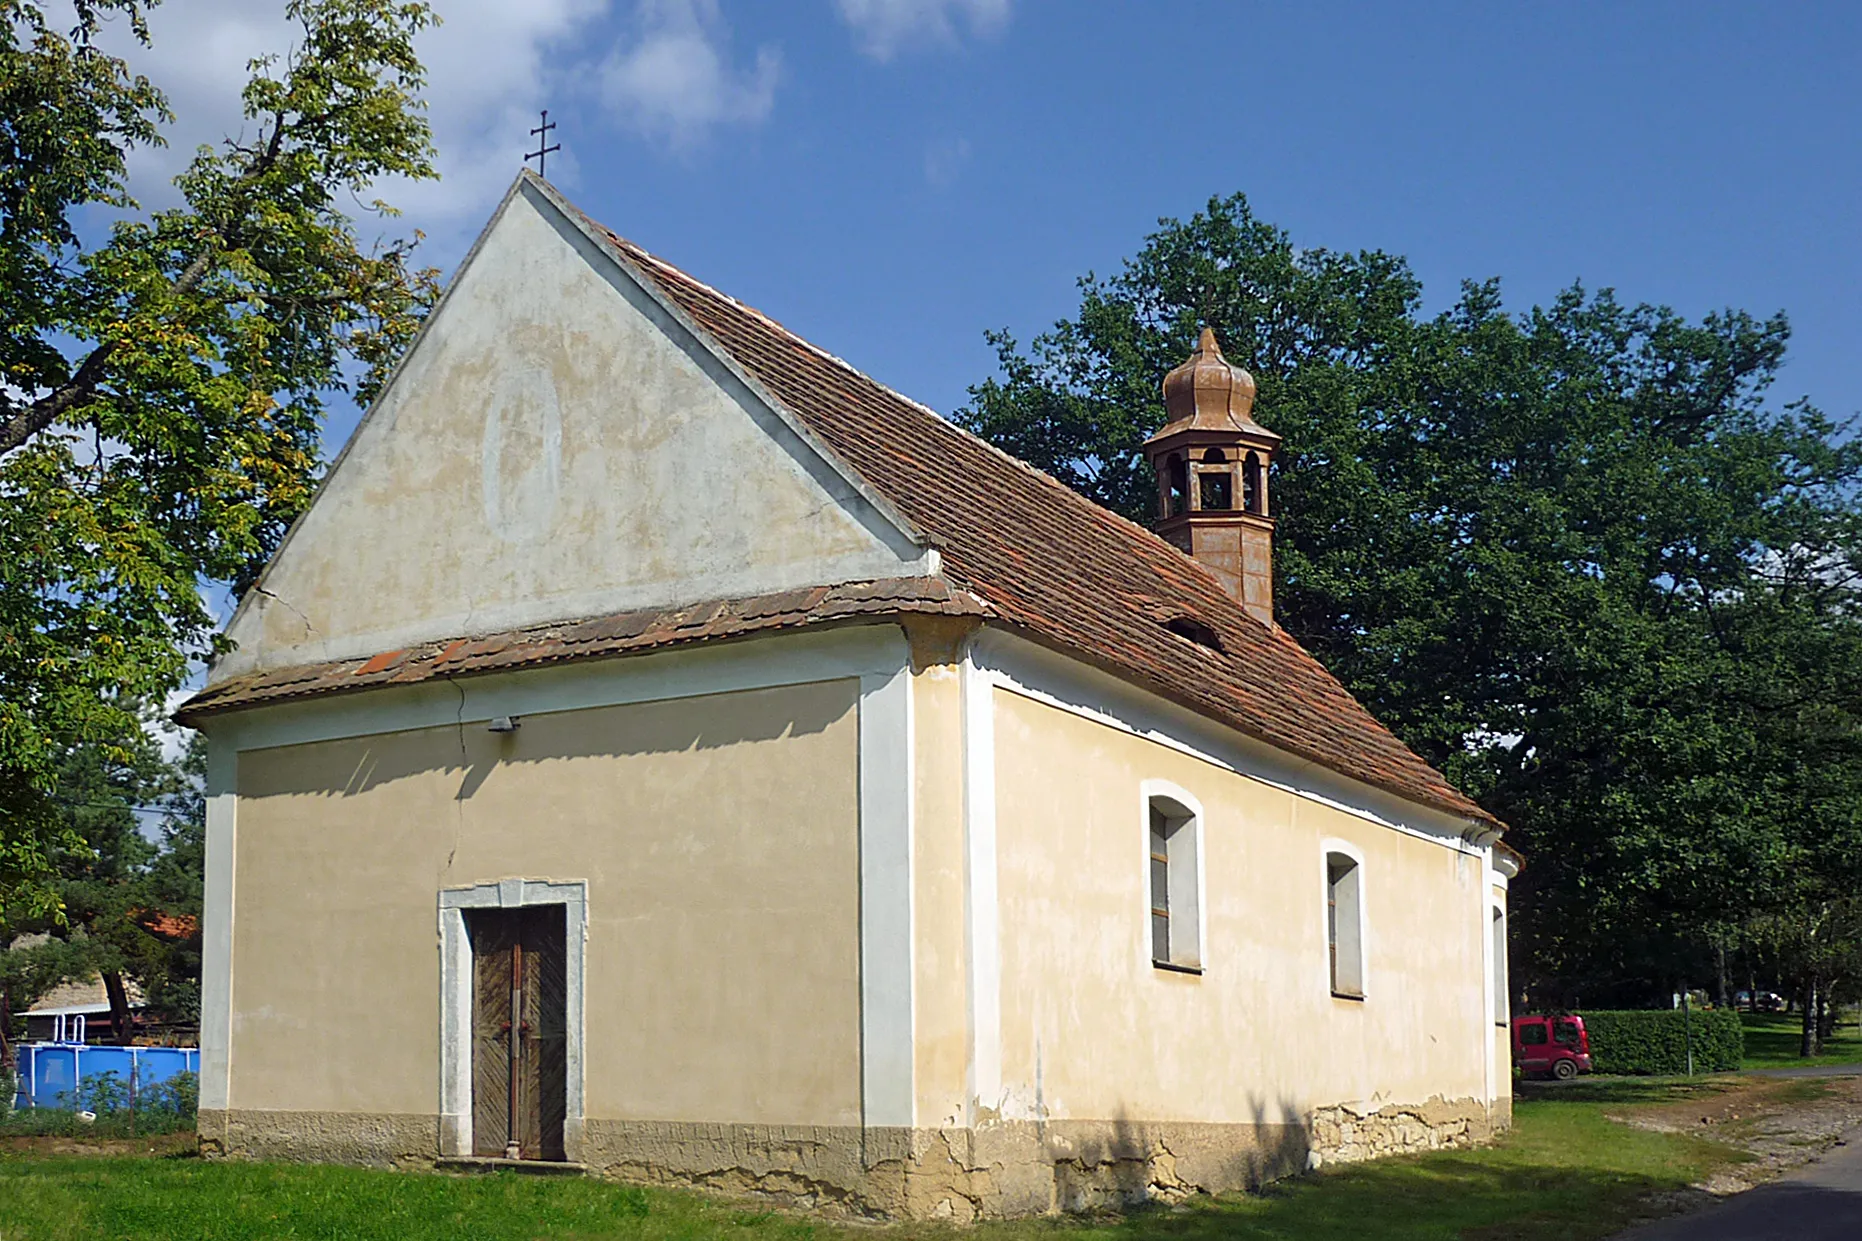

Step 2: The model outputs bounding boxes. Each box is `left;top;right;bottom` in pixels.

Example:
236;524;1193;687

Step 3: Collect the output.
1153;960;1203;976
1331;989;1365;1002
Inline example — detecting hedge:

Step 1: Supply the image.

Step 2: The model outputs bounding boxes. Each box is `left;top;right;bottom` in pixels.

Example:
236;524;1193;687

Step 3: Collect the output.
1580;1008;1744;1075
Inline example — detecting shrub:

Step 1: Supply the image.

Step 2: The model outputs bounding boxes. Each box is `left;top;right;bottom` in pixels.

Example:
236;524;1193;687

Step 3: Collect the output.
143;1071;198;1119
1582;1008;1744;1074
81;1070;130;1114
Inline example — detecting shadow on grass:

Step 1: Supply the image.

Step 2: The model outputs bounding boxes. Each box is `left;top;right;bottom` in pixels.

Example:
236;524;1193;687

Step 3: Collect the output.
1514;1077;1729;1106
987;1158;1710;1241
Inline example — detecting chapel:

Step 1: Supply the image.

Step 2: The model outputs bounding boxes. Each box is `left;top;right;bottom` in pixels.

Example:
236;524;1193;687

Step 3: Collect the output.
178;171;1518;1218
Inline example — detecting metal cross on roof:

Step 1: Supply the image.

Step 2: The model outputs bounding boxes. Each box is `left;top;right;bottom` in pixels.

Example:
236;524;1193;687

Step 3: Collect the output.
525;110;560;178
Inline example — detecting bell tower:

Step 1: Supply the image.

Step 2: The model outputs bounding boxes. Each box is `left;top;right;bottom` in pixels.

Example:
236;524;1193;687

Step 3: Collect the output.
1143;328;1280;627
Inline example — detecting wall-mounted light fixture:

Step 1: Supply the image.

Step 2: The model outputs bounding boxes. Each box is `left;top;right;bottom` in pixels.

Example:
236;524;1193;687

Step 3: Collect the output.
487;716;520;734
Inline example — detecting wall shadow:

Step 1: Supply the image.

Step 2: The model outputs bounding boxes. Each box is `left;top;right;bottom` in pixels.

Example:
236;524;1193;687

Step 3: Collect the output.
1049;1096;1313;1214
1089;1158;1714;1241
241;679;857;802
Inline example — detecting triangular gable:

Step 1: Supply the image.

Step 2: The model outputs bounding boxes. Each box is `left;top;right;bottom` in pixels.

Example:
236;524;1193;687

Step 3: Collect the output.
214;176;930;681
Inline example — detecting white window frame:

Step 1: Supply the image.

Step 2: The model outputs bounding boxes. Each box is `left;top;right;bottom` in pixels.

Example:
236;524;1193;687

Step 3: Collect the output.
438;879;588;1159
1320;839;1367;1000
1140;780;1206;974
1492;903;1510;1026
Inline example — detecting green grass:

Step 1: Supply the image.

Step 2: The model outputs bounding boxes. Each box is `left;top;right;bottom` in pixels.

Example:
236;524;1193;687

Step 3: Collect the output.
0;1157;814;1241
0;1108;195;1139
0;1083;1749;1241
1740;1010;1862;1069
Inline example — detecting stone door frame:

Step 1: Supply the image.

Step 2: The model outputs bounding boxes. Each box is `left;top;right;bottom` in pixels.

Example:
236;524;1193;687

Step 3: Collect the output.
439;879;587;1159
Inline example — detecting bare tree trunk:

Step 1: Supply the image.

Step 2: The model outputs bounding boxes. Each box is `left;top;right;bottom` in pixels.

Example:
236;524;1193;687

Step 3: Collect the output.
0;985;12;1079
1819;988;1839;1045
102;971;134;1046
1802;975;1822;1058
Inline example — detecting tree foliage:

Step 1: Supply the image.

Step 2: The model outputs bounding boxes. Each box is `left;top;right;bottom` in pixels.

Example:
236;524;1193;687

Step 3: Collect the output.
0;0;439;915
961;194;1862;1004
0;727;201;1068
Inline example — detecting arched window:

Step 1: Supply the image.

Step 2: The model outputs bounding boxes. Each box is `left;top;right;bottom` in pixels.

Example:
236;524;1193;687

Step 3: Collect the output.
1243;451;1264;515
1492;906;1509;1024
1198;448;1234;511
1167;455;1188;516
1147;792;1202;971
1326;851;1364;998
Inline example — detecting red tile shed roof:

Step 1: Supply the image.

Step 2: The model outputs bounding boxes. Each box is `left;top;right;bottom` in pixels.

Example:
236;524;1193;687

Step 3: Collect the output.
587;214;1499;832
176;579;987;722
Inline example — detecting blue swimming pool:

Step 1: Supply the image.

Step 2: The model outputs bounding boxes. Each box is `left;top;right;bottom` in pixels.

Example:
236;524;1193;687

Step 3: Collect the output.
12;1043;199;1111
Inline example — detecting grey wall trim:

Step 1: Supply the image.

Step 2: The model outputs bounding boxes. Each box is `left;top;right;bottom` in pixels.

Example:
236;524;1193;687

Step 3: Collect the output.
960;645;1001;1125
438;879;589;1159
198;743;238;1111
858;663;915;1133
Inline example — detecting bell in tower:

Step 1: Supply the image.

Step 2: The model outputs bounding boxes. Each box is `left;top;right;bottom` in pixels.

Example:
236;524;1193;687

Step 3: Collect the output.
1143;328;1280;626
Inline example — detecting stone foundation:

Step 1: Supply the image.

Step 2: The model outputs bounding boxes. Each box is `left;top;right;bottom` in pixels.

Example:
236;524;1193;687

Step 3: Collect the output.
1306;1095;1498;1168
200;1097;1506;1219
199;1108;439;1169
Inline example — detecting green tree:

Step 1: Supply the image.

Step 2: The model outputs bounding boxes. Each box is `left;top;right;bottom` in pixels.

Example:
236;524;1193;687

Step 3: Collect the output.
0;927;87;1070
0;0;438;917
0;725;201;1067
961;194;1862;1005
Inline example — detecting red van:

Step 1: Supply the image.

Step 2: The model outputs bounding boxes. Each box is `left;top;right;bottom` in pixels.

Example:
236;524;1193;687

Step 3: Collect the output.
1512;1015;1593;1080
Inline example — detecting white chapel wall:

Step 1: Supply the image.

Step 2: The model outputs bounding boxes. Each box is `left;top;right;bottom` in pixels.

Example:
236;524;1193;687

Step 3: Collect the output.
985;687;1490;1125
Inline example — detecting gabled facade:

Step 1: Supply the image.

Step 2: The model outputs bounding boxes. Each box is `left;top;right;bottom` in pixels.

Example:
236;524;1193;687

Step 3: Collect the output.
179;173;1517;1218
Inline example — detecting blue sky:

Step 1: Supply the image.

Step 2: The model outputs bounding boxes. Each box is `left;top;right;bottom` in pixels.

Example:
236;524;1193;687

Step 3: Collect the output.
140;1;1862;454
125;0;1857;740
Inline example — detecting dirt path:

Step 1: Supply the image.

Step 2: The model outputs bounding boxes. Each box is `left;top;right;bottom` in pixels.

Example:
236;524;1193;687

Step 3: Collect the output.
1613;1075;1862;1194
0;1131;195;1159
1615;1129;1862;1241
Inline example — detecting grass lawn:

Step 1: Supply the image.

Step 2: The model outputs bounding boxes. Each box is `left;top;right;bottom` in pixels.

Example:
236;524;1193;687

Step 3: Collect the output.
1740;1010;1862;1069
0;1107;193;1141
0;1082;1747;1241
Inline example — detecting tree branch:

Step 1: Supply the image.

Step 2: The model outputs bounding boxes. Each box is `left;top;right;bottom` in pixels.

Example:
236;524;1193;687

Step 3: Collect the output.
0;245;221;457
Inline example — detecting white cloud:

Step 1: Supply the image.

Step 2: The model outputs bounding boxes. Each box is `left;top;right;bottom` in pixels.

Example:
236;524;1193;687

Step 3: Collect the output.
388;0;611;215
91;0;611;234
834;0;1009;60
600;0;780;149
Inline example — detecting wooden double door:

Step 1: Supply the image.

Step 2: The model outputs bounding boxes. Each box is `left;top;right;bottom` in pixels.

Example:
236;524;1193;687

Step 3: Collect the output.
466;905;567;1161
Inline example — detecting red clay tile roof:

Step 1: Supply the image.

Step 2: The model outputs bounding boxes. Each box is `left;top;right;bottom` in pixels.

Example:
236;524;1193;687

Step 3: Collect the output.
176;578;988;723
133;911;199;941
593;221;1501;832
182;184;1500;834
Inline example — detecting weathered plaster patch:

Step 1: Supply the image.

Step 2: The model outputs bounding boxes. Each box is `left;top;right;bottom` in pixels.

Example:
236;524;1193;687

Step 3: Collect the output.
199;1109;439;1169
200;1103;1506;1218
1307;1095;1499;1167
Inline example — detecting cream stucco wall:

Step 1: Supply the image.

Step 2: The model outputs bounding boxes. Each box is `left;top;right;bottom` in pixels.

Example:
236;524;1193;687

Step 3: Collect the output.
215;180;924;681
226;678;862;1127
989;686;1492;1126
910;657;971;1127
